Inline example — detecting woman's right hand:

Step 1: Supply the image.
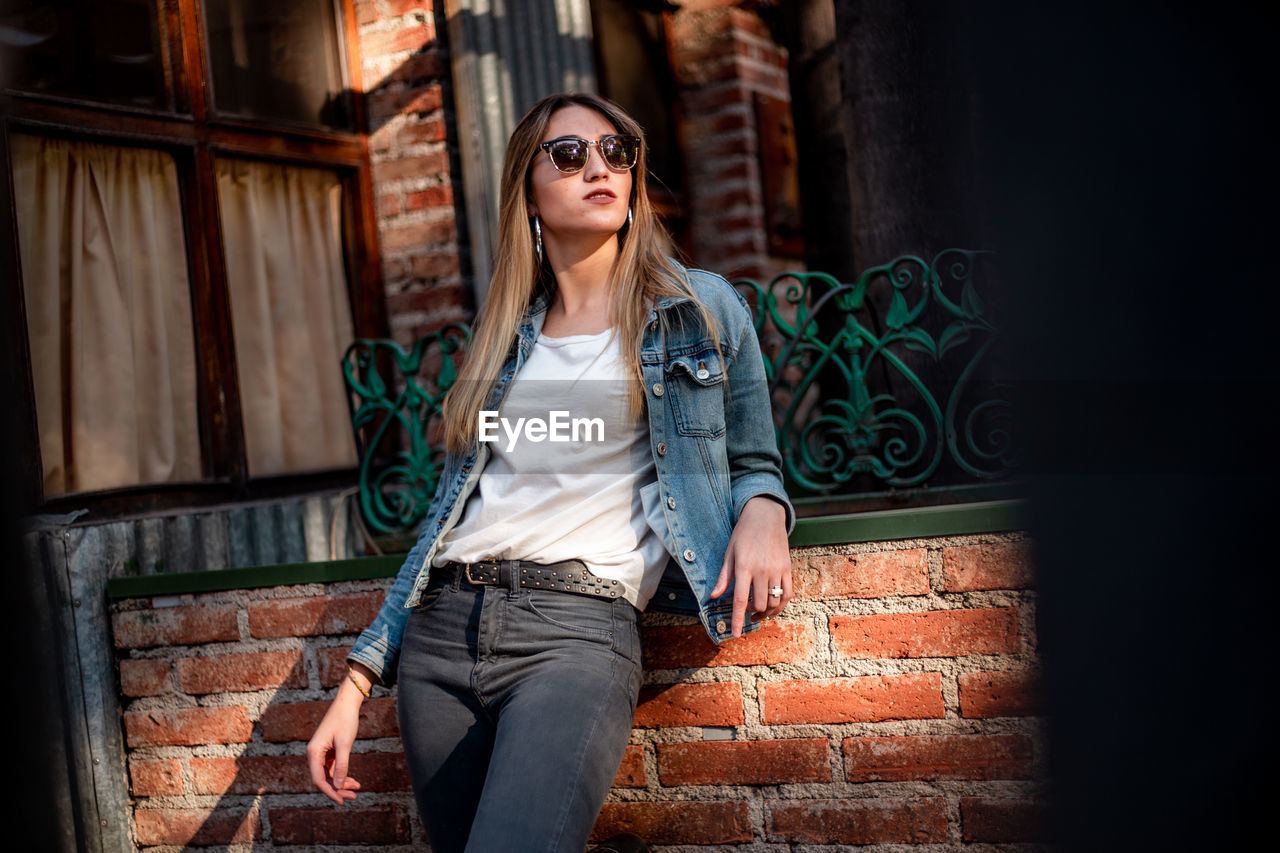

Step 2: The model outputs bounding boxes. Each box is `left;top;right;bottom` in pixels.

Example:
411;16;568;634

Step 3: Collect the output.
306;662;373;805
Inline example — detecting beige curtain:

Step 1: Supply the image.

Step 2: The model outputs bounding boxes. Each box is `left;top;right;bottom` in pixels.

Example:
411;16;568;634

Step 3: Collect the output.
216;158;356;476
11;134;201;496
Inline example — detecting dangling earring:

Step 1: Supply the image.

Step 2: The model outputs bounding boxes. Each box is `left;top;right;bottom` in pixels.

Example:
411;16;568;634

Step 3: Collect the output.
533;216;543;265
627;207;633;229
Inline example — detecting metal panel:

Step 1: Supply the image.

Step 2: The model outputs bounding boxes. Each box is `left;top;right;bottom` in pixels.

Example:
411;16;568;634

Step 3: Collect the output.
445;0;596;308
21;489;358;850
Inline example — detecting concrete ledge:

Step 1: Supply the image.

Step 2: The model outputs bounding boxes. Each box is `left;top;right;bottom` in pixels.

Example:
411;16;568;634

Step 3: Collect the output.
106;500;1024;599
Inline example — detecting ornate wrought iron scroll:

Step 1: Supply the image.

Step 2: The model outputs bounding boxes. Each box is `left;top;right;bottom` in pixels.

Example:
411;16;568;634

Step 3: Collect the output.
342;325;470;537
735;249;1014;503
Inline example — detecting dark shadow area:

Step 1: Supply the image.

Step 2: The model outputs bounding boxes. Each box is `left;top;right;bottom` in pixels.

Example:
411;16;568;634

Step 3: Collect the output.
969;0;1277;849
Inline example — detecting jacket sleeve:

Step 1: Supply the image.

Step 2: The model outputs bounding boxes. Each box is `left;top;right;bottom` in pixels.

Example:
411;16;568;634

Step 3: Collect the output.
721;285;796;534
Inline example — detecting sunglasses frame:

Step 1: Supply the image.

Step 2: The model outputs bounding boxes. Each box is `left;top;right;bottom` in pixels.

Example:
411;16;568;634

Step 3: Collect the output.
538;134;641;174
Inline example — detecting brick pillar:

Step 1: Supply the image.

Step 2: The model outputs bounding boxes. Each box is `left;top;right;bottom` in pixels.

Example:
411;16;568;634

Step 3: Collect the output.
356;0;468;347
670;1;798;282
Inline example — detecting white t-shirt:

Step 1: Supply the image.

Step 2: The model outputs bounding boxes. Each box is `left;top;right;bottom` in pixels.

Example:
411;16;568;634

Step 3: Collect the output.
432;327;670;609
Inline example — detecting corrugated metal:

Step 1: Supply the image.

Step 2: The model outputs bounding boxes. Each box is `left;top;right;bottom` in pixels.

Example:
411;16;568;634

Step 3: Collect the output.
446;0;597;307
23;489;360;851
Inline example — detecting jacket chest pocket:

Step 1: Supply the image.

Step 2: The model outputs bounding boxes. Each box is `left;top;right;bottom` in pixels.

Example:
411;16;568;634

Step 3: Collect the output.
666;351;726;438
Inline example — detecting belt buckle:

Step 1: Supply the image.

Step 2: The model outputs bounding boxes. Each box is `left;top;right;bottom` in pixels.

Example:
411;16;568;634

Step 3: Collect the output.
464;561;495;586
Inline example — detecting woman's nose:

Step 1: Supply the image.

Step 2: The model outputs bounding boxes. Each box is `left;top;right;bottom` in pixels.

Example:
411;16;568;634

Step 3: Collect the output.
582;144;609;180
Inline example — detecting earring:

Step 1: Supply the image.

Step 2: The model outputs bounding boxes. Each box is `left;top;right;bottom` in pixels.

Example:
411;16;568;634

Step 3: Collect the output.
627;207;633;229
534;216;543;264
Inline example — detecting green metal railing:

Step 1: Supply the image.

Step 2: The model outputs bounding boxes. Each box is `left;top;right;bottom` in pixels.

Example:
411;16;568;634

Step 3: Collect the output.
736;249;1014;507
343;323;469;537
343;250;1014;539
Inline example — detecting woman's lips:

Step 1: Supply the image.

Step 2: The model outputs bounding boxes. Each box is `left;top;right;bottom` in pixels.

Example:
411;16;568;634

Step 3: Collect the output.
583;189;616;202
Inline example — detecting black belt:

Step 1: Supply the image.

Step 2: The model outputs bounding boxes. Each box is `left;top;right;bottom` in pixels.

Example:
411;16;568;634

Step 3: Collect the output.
439;559;624;601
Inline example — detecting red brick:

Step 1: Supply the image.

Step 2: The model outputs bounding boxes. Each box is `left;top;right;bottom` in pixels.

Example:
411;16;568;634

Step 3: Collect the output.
248;593;383;639
613;745;646;788
269;806;410;845
130;758;182;796
354;0;379;26
593;802;751;845
961;797;1049;842
796;549;929;600
959;669;1043;718
843;734;1033;782
124;706;253;747
134;807;259;846
768;798;948;844
317;646;350;687
385;0;433;17
176;650;306;694
380;218;455;252
404;183;453;211
700;184;757;210
367;86;444;124
830;607;1020;659
112;605;238;649
260;697;399;742
386;283;464;314
941;541;1033;591
389;49;445;84
658;738;829;786
119;659;171;696
643;620;811;669
376;193;401;218
359;27;434;60
190;752;409;794
682;84;749;114
371;150;448;186
400;116;448;146
634;682;744;728
761;674;944;725
410;253;461;281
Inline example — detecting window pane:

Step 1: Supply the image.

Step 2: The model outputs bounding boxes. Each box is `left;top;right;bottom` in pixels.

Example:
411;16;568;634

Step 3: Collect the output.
0;0;166;108
215;158;357;476
9;134;201;496
204;0;351;129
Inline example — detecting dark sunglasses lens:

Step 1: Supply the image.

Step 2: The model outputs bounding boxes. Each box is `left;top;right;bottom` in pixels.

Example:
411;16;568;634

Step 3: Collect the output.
549;139;589;172
601;135;638;169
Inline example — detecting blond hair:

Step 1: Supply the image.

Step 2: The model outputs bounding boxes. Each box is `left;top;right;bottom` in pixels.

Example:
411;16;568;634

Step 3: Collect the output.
442;93;724;453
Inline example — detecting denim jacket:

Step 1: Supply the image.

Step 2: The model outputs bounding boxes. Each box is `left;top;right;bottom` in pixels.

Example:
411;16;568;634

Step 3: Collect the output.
348;262;794;685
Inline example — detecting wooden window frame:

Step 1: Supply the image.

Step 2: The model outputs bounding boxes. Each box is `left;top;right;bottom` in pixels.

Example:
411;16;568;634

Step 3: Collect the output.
0;0;387;516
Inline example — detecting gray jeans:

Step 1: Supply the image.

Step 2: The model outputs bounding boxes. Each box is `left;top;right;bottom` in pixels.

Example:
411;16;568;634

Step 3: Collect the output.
396;564;643;853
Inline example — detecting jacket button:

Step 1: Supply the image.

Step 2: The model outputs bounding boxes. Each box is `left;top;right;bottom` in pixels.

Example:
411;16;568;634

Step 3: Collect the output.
696;368;710;379
682;548;695;561
715;620;727;634
666;496;676;510
652;382;664;397
656;442;667;455
667;592;677;600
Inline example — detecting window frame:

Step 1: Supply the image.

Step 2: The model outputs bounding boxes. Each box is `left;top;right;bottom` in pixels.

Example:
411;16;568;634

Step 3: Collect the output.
0;0;386;515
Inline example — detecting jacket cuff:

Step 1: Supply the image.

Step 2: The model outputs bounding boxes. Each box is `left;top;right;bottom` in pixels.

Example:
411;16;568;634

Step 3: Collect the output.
346;638;398;690
732;474;795;534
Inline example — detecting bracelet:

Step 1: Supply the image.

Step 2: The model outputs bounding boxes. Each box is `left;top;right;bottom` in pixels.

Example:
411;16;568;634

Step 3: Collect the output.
346;666;372;698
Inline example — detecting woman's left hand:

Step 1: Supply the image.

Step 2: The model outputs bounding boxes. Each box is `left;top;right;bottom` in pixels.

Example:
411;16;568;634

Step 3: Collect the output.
710;495;793;637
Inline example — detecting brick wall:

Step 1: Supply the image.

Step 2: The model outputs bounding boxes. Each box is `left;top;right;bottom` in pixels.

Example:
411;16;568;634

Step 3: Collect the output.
111;532;1044;850
671;0;799;281
356;0;467;347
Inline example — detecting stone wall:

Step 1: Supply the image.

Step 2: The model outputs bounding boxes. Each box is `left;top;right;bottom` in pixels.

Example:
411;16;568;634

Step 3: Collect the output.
111;531;1045;849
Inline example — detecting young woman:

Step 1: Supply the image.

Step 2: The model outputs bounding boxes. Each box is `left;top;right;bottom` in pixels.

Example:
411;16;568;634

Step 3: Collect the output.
308;93;794;852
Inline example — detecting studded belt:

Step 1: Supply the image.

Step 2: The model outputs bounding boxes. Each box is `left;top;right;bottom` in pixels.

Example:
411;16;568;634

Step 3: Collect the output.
439;559;624;601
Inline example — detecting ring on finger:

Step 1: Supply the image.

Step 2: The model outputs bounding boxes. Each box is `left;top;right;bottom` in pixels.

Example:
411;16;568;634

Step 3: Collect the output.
768;585;784;598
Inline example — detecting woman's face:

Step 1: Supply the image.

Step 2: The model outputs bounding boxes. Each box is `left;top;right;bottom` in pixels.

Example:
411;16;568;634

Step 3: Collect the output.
527;104;633;241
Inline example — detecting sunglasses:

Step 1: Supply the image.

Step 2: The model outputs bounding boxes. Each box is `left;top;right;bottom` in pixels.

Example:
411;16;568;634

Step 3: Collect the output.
538;134;640;174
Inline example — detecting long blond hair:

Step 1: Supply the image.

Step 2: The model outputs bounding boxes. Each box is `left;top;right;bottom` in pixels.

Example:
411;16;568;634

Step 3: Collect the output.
442;93;723;453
